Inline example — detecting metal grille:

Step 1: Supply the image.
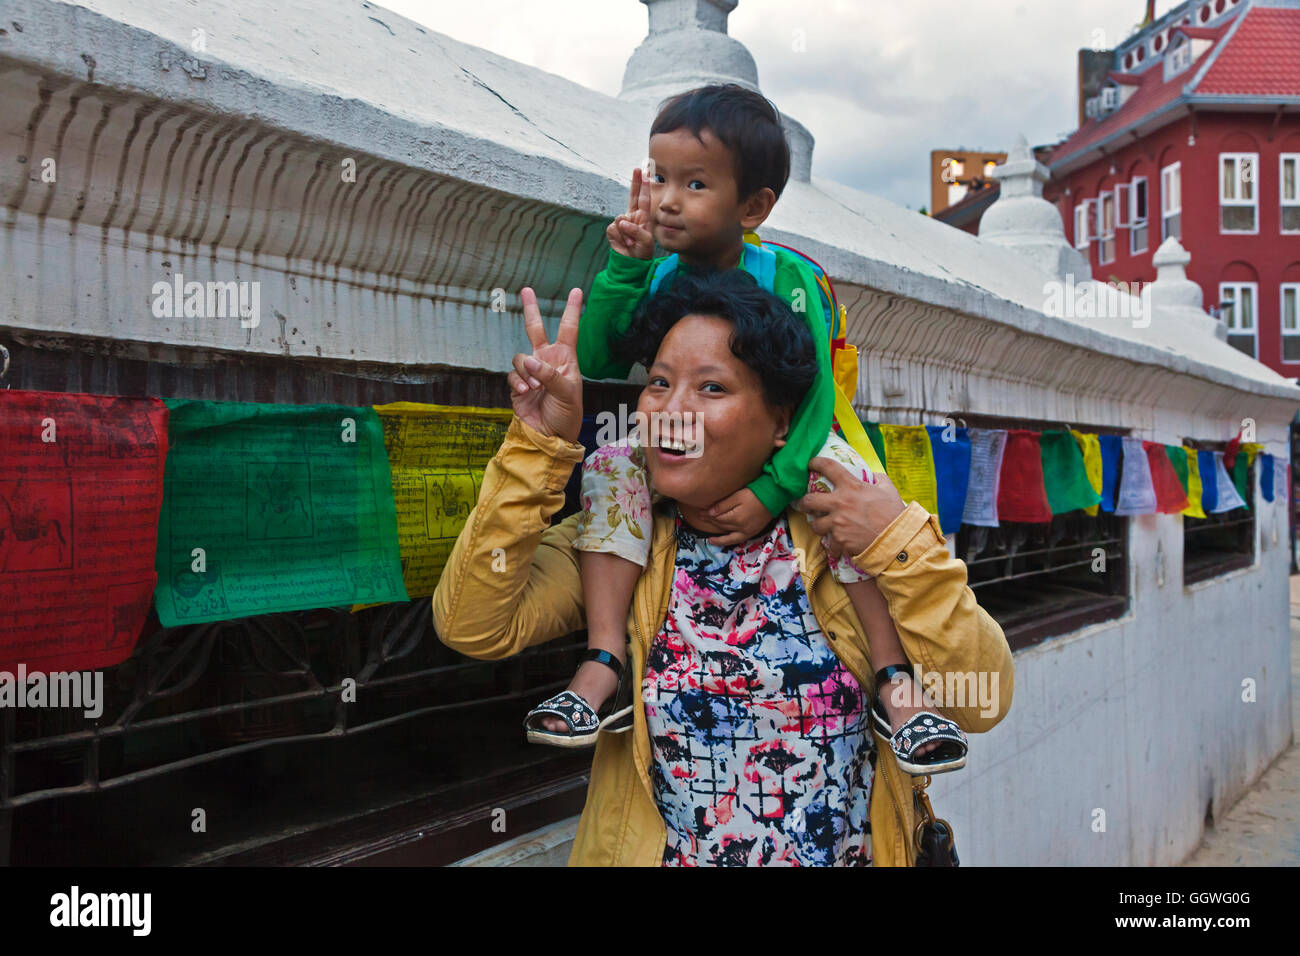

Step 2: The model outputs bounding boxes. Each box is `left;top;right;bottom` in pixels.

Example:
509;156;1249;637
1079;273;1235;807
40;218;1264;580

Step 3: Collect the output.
0;338;641;866
1184;441;1256;585
945;414;1130;651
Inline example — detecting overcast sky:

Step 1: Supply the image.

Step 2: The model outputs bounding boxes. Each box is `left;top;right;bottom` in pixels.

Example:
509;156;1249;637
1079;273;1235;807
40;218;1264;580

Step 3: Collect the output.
382;0;1184;210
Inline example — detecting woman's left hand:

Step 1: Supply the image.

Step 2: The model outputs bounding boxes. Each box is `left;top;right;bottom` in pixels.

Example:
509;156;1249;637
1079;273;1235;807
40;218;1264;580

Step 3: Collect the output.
798;457;907;560
508;287;584;444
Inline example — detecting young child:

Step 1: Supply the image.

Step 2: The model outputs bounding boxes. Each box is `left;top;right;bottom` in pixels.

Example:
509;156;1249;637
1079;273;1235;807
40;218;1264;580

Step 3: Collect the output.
523;84;966;774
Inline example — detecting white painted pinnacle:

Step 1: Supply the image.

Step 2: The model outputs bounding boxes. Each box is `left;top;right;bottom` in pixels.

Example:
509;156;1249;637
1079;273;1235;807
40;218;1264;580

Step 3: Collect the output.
980;134;1090;282
619;0;759;103
1148;237;1227;340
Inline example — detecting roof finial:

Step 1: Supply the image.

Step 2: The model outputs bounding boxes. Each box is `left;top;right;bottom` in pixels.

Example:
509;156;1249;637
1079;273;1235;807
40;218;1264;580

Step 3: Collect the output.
980;134;1091;281
619;0;759;103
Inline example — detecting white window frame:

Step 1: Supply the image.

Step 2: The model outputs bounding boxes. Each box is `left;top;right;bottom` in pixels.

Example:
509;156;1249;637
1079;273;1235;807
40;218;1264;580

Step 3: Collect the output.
1130;176;1149;254
1283;284;1300;361
1220;152;1259;235
1115;182;1132;227
1074;202;1090;249
1161;161;1181;241
1281;154;1300;235
1220;282;1258;358
1098;191;1116;265
1164;36;1192;80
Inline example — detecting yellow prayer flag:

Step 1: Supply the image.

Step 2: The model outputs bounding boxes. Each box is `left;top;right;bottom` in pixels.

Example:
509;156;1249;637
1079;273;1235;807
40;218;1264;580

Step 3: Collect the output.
1071;429;1104;516
356;402;514;606
878;424;939;516
1181;445;1206;519
1242;442;1264;466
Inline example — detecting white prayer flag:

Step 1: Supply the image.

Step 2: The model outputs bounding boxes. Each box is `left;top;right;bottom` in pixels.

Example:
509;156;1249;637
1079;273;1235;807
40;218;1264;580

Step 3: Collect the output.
1209;450;1246;513
1114;436;1157;515
961;429;1008;527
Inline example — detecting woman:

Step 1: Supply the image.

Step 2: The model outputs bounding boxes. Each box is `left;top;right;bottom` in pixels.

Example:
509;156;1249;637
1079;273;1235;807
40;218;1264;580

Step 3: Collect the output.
432;270;1014;866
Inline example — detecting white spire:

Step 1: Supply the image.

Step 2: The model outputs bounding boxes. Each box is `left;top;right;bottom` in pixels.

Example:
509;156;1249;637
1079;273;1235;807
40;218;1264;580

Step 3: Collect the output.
619;0;759;104
1148;237;1227;341
981;134;1090;282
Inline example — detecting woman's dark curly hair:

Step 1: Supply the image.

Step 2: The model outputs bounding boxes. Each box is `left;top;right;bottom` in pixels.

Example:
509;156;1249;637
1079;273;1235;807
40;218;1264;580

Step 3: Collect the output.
609;268;818;412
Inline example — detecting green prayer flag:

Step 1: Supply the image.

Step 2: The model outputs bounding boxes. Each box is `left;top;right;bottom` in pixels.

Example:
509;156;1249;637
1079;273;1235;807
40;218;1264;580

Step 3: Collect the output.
154;400;408;625
1164;445;1189;493
1232;451;1250;506
863;422;887;471
1040;429;1102;514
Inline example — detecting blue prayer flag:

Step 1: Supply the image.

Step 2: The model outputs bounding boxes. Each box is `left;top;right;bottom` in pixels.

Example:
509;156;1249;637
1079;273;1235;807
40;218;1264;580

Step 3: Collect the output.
926;424;972;535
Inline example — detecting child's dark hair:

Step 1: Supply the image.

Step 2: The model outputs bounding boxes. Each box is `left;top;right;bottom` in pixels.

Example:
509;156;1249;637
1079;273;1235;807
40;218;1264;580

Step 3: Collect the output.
651;83;791;202
610;269;817;413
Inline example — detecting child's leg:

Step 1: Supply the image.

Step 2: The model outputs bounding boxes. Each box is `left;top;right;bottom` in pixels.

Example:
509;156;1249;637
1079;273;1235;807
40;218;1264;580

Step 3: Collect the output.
536;436;653;734
802;431;941;757
843;579;942;759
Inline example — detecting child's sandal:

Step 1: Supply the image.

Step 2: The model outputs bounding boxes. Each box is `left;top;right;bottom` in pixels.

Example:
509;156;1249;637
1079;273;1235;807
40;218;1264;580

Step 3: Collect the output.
524;649;626;748
870;663;968;775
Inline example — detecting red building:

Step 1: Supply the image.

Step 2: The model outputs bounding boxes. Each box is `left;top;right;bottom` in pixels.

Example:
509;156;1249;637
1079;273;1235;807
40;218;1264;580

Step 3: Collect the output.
1043;0;1300;377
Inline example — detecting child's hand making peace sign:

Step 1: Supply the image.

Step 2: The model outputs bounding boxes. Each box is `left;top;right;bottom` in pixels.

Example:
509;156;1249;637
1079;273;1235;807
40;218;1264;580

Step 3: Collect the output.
606;165;655;259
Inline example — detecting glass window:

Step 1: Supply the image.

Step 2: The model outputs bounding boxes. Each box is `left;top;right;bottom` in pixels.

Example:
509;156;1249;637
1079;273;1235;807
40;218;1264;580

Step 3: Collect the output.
1220;153;1258;233
1282;155;1299;234
1284;285;1300;362
1220;282;1257;358
1162;162;1181;241
1130;177;1148;254
1074;203;1090;249
1099;191;1116;264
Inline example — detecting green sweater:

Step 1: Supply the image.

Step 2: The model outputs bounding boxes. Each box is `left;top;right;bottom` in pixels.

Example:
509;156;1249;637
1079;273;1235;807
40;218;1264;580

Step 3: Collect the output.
576;246;836;518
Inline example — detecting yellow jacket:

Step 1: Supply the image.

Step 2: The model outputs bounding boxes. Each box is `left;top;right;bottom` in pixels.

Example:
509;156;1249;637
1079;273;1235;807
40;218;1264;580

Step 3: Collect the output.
432;416;1015;866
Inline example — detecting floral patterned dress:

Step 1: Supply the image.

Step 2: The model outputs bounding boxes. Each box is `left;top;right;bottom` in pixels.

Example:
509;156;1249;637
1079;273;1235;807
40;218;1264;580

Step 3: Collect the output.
642;505;875;867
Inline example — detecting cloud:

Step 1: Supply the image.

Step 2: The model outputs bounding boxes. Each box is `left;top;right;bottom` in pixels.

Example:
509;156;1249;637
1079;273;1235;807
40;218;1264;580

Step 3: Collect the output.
382;0;1183;208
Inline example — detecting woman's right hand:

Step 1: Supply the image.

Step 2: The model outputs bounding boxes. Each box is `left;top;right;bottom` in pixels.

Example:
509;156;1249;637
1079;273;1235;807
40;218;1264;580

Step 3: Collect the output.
509;287;584;444
606;165;654;259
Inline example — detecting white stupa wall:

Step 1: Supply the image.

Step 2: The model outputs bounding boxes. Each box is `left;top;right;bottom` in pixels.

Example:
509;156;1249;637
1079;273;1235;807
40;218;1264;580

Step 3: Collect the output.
1;0;1296;866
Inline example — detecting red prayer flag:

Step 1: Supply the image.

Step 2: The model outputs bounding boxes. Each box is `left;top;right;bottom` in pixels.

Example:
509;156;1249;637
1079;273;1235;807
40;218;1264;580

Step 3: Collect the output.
1144;440;1188;513
1224;428;1242;470
0;390;168;672
997;429;1052;523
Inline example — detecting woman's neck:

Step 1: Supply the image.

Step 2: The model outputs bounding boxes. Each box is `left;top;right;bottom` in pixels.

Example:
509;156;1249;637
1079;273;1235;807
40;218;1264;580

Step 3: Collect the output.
675;501;728;535
675;500;779;541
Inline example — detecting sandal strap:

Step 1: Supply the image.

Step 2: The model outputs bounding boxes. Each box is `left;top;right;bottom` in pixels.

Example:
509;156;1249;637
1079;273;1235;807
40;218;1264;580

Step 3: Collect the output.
582;648;624;679
524;691;600;733
875;662;914;689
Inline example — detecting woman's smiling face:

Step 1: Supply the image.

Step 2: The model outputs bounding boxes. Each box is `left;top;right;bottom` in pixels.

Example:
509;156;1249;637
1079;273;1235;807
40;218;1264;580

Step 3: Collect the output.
638;313;791;518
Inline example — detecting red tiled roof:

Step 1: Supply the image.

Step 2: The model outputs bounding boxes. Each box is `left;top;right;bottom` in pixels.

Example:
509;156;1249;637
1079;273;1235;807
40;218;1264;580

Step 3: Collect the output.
1198;7;1300;96
1048;57;1201;163
1046;7;1290;169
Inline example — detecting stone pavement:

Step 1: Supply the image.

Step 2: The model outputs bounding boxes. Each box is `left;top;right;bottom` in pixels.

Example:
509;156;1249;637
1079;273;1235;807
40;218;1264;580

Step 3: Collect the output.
1180;575;1300;865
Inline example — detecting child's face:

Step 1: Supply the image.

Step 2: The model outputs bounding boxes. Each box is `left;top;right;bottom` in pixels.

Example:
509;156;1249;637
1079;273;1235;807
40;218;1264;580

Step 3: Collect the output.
646;127;752;266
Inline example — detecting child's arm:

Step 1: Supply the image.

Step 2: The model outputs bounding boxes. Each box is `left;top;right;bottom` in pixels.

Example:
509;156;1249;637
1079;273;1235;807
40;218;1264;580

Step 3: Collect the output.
744;255;838;516
576;248;658;381
576;168;659;381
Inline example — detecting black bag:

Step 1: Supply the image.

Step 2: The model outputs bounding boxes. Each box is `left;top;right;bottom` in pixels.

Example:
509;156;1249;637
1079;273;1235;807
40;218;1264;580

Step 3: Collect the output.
912;778;959;867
